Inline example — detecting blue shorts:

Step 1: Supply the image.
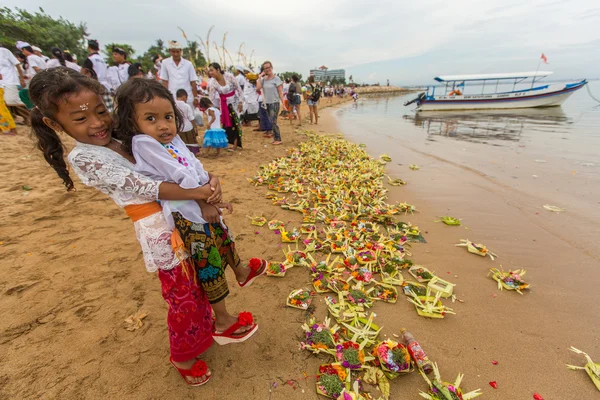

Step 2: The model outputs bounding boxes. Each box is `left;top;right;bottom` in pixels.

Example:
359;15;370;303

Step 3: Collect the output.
308;99;318;106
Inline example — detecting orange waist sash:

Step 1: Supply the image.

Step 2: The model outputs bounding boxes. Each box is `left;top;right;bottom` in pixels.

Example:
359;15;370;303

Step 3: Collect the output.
123;203;190;275
124;202;163;222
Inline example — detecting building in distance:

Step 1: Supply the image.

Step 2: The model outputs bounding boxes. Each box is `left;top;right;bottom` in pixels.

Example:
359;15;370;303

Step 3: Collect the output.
309;65;345;82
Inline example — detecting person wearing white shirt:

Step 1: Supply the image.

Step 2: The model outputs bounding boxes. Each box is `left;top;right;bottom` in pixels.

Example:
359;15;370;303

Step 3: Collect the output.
81;39;110;92
0;47;26;107
234;67;246;91
106;47;130;93
46;47;81;72
160;41;198;107
16;42;46;81
32;46;49;62
175;89;200;154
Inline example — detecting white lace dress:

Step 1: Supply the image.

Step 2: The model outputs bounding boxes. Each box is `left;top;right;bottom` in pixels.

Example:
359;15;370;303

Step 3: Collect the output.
68;141;180;272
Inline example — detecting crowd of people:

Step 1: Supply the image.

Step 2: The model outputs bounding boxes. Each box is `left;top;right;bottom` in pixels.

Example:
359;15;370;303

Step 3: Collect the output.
1;39;351;145
0;37;355;387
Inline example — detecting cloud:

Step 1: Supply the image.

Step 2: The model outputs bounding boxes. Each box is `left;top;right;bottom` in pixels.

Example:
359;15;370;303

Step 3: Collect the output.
5;0;600;84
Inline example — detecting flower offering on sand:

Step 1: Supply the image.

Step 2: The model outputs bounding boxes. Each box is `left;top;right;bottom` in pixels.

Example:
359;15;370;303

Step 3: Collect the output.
247;215;267;226
489;268;530;294
409;266;436;283
281;228;300;243
566;347;600;392
301;223;317;234
372;340;412;379
368;283;398;303
456;239;497;260
268;219;285;230
436;216;461;226
332;341;367;370
266;262;286;277
284;246;310;267
313;273;334;293
316;364;348;398
408;288;455;319
287;289;313;310
301;317;340;354
418;363;482;400
356;250;377;265
386;175;407;186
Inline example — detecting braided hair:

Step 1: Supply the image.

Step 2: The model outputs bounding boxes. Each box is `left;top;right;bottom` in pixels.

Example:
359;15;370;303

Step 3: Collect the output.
29;67;106;191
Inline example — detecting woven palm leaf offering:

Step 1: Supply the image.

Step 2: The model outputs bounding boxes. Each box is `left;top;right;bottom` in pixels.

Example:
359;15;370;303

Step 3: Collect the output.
397;202;418;215
381;271;405;286
301;223;318;234
343;254;361;271
283;245;310;268
316;364;348;398
313;272;334;293
489;268;530;294
386;175;407;186
300;317;341;354
409;164;420;171
349;267;374;284
402;281;427;296
380;154;392;162
281;228;301;243
247;215;267;226
409;266;436;283
367;282;399;303
408;288;455;319
286;289;313;310
325;293;364;323
372;340;413;379
328;340;373;371
266;262;287;277
303;208;319;223
303;236;326;252
268;219;285;230
435;216;462;226
456;239;497;260
328;276;351;293
418;363;482;400
566;347;600;392
344;284;374;309
355;250;377;266
340;313;382;348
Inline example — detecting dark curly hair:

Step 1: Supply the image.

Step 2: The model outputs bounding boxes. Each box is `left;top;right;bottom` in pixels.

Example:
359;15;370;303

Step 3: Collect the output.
113;78;184;155
29;67;106;191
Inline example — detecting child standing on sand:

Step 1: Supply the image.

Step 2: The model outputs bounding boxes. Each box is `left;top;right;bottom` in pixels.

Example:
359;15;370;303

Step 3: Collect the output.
29;67;265;387
198;97;228;156
114;79;267;344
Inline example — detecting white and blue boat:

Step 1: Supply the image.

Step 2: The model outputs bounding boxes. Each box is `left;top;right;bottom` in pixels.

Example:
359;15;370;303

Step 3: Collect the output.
405;72;587;111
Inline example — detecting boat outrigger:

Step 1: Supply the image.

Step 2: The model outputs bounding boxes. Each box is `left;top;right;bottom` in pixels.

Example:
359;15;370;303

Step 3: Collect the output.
405;72;587;111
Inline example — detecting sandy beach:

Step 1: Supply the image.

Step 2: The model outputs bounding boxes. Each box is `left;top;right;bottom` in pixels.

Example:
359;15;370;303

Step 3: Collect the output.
1;93;599;400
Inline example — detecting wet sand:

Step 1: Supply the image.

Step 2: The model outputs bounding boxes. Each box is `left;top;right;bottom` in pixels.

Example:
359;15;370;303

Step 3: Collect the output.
1;93;598;399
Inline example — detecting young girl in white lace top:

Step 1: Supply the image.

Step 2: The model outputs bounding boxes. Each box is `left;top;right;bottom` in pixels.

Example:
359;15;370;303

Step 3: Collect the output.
28;67;264;388
113;79;267;348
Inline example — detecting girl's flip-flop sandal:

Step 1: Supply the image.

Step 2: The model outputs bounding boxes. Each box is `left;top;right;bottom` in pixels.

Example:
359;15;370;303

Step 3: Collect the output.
238;258;268;288
170;357;212;386
213;312;258;345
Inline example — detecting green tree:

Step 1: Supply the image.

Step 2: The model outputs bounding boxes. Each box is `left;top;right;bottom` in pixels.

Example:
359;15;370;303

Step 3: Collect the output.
0;6;88;61
134;39;168;74
102;43;136;65
279;71;303;81
183;40;207;69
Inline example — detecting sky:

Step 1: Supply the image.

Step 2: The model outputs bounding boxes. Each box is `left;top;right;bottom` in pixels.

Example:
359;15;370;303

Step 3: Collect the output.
5;0;600;85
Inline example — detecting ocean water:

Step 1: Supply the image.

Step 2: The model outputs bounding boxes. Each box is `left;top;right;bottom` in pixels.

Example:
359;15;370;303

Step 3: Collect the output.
334;80;600;225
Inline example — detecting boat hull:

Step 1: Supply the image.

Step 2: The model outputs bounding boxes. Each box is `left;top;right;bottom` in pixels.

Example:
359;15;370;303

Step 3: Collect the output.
417;81;586;111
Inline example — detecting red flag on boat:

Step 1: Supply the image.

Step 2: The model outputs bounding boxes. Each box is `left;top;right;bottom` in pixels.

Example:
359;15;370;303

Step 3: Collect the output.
540;53;548;64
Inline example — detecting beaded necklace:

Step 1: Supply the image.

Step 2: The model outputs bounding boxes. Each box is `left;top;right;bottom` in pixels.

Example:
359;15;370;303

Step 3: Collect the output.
162;142;189;167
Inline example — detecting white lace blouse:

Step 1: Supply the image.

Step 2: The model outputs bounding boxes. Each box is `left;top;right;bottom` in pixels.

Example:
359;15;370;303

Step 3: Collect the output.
132;135;210;230
208;72;243;110
68;141;180;272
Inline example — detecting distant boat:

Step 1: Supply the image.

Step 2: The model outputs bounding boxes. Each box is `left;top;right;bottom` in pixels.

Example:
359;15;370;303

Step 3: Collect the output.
404;72;587;111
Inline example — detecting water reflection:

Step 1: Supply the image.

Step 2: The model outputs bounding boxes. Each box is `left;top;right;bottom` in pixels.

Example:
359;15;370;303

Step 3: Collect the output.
403;107;570;144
